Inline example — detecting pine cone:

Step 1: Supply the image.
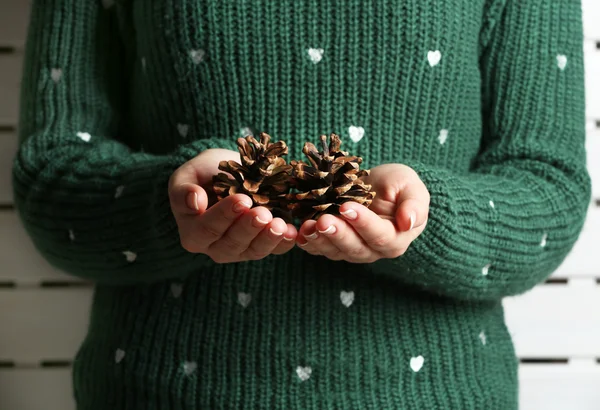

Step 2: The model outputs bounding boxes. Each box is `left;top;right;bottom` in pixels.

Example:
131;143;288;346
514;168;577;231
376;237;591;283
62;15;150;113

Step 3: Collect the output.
213;132;293;221
286;133;376;221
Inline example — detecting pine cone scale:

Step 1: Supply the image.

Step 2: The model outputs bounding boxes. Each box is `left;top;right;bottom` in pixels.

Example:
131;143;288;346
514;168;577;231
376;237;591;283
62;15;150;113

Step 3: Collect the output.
212;132;293;222
285;133;376;221
213;132;375;223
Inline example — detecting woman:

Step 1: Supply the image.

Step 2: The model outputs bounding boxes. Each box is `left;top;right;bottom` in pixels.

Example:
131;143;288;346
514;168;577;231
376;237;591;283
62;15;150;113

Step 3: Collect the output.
13;0;590;408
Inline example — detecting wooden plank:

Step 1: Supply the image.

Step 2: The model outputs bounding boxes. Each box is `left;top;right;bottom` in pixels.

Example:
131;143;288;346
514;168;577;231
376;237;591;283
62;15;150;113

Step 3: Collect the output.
553;205;600;278
3;365;595;410
0;26;597;128
0;212;79;283
583;0;600;41
0;0;595;47
504;280;600;358
0;368;75;410
0;0;591;47
0;145;596;285
0;0;31;49
584;40;600;121
0;172;596;286
1;283;598;365
520;363;600;410
0;0;600;47
0;131;17;204
588;131;600;199
0;52;22;126
0;20;598;126
0;288;92;363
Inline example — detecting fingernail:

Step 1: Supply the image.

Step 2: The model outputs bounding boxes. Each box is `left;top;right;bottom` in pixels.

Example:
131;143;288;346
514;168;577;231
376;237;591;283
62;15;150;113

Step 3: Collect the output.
255;215;269;225
318;225;337;235
409;212;416;231
283;236;294;241
297;241;308;247
304;231;319;240
233;200;252;213
269;228;283;236
340;209;357;220
187;192;199;211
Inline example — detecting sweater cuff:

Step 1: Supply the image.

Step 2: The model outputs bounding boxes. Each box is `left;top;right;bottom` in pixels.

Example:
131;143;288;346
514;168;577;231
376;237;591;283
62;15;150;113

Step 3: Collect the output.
367;161;489;298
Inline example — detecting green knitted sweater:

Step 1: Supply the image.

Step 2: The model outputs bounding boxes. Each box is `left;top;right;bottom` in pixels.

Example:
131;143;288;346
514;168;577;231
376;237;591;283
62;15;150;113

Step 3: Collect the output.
13;0;590;408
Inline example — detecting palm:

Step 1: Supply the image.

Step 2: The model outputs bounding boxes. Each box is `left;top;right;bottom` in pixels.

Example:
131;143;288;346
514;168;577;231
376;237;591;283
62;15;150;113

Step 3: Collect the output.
295;162;428;263
363;164;412;222
193;149;241;186
187;149;241;206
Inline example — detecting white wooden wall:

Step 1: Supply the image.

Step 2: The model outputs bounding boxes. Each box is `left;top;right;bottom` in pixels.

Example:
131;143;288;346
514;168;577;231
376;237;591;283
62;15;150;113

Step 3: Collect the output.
0;2;599;409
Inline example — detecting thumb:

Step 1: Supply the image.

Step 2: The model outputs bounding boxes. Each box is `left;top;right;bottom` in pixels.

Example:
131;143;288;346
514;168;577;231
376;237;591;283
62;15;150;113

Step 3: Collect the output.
394;178;430;232
395;198;428;232
170;183;209;216
168;163;210;216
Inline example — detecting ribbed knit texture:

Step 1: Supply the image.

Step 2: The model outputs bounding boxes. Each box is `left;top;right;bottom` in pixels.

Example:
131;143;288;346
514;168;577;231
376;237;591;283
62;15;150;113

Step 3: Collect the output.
12;0;590;408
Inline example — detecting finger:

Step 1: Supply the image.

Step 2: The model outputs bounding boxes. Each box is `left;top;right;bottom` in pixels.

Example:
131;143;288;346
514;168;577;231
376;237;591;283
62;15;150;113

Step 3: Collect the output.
296;220;321;254
314;214;377;262
298;217;343;259
194;194;253;249
242;218;288;260
208;206;273;256
272;224;298;255
338;202;399;256
395;198;429;232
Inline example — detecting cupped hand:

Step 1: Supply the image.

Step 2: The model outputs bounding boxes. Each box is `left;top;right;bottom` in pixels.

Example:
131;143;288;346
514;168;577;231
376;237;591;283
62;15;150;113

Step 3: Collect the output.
168;148;298;263
296;164;430;263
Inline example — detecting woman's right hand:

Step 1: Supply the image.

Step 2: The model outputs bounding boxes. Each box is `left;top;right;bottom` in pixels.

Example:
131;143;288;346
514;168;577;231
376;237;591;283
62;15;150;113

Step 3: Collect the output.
168;148;298;263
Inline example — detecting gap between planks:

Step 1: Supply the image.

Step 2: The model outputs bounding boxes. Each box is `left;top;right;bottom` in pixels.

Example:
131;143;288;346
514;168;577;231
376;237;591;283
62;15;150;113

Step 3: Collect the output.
0;361;72;369
0;281;92;289
2;359;598;370
520;358;599;367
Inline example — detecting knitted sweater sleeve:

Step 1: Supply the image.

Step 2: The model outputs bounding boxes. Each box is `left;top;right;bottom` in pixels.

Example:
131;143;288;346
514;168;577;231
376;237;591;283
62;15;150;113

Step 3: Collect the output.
12;1;238;285
371;0;591;301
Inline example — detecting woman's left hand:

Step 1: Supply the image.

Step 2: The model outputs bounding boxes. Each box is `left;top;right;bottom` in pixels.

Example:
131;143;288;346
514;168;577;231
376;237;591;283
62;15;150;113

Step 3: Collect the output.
296;164;430;263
